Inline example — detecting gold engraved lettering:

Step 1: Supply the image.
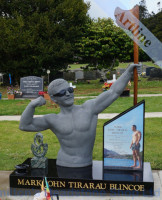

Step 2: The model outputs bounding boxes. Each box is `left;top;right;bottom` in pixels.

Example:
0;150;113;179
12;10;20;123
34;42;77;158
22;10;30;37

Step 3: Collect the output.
95;183;101;189
30;180;36;186
89;183;94;189
18;179;24;185
110;184;116;190
129;184;134;191
48;181;53;187
122;184;129;190
101;183;107;190
60;181;66;188
25;180;30;186
110;184;145;191
77;182;83;188
53;181;61;187
82;183;89;189
68;182;74;188
140;185;144;191
134;185;140;191
36;180;42;187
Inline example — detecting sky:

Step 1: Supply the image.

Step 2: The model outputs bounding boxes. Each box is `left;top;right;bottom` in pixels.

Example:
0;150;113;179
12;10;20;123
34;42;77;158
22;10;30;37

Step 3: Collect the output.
85;0;161;20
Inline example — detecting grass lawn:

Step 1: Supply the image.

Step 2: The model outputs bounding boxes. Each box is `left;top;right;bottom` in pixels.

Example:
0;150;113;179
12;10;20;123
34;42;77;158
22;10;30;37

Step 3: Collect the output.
69;62;158;70
68;63;88;70
0;118;161;170
0;96;162;115
117;61;158;69
0;77;162;98
74;78;162;95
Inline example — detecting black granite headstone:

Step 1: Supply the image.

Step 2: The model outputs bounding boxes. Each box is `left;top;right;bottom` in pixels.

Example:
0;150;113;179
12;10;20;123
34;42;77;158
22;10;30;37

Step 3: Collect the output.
150;68;162;78
20;76;43;98
10;159;154;196
146;67;155;76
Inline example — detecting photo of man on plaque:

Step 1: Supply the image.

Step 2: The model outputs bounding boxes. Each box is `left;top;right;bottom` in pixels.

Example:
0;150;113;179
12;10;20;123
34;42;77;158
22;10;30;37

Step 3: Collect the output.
130;125;142;169
103;101;144;171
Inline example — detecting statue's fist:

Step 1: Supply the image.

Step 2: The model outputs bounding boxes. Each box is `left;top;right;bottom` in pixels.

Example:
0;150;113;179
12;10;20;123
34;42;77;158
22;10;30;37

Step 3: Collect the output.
128;63;142;74
30;96;46;107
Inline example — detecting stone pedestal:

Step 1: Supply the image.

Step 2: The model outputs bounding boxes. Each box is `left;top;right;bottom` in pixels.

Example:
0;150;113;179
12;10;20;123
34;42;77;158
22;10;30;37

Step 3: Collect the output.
10;159;154;196
31;157;48;169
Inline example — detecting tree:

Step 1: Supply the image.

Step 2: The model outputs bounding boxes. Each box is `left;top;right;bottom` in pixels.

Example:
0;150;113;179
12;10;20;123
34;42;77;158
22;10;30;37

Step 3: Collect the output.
157;2;161;13
139;0;150;20
0;0;89;84
142;11;162;42
75;18;134;69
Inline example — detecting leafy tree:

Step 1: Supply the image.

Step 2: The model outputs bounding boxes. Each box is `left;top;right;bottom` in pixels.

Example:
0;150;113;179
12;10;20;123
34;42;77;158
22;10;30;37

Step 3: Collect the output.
0;0;89;84
75;18;134;69
142;11;162;42
139;0;150;20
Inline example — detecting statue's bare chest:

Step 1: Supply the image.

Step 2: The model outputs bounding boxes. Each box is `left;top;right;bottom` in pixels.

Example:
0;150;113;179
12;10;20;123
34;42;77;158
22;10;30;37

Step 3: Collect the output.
49;107;93;136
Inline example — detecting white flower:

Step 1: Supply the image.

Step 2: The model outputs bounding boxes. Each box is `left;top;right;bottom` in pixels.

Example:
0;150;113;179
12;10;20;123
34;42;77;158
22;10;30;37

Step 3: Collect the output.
33;191;46;200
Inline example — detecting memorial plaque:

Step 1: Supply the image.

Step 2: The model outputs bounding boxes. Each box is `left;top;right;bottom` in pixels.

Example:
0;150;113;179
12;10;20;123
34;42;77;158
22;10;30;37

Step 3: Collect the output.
103;101;145;171
20;76;43;98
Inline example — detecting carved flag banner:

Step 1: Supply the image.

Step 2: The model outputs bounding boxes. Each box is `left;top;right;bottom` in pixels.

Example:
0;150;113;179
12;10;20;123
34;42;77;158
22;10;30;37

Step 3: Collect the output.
114;7;162;68
89;0;162;68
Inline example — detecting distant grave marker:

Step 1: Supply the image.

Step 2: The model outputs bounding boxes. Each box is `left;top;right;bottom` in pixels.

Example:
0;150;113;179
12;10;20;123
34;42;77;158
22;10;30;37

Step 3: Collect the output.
20;76;43;98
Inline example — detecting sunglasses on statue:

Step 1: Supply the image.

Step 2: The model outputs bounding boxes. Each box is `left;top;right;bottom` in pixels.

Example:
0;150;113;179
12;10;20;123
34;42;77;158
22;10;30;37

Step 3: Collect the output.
53;87;74;97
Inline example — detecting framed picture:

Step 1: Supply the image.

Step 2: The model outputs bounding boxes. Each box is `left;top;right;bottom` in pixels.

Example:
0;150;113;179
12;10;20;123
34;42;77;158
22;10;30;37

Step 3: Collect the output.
103;100;145;171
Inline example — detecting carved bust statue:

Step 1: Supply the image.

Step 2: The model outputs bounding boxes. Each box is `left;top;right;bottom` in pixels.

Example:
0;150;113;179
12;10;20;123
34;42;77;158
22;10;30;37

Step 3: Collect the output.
19;64;140;167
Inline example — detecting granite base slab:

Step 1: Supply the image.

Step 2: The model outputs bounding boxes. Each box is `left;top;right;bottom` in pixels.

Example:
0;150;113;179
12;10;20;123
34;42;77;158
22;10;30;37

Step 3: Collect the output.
10;158;154;196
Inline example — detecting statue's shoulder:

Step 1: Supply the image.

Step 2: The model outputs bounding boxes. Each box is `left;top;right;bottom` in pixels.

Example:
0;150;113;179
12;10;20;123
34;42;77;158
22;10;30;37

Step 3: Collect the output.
81;98;95;109
43;113;58;121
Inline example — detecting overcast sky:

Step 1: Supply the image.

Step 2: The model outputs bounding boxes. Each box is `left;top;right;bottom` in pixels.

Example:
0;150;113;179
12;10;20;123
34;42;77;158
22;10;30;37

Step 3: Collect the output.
85;0;161;20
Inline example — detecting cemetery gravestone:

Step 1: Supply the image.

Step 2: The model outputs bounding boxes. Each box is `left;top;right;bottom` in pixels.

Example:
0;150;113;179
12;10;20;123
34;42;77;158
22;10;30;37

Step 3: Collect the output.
20;76;43;98
75;70;84;80
84;71;97;80
146;67;155;76
150;68;162;78
63;72;75;81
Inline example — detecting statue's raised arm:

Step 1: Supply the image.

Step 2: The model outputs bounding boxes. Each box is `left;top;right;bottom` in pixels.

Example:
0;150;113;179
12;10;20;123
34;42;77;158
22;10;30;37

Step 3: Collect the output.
19;96;49;132
92;63;141;114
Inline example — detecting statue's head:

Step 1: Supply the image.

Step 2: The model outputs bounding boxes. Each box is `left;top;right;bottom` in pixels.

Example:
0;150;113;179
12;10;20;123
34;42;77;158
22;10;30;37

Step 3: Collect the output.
48;79;74;107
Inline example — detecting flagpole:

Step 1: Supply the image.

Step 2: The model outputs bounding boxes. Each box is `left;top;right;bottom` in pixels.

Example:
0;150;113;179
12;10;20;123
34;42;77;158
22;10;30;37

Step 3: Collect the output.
133;43;138;106
131;5;139;106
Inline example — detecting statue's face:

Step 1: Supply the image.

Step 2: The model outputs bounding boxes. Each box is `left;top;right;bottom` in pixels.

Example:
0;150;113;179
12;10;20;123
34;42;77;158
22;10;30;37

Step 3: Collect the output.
51;81;74;107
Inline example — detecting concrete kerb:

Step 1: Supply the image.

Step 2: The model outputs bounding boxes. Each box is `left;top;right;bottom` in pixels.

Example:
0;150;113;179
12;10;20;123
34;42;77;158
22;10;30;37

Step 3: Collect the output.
0;112;162;121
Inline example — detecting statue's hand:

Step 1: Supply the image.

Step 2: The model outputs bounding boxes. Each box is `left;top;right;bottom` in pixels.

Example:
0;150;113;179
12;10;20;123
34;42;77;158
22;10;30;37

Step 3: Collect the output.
127;63;142;74
30;96;46;107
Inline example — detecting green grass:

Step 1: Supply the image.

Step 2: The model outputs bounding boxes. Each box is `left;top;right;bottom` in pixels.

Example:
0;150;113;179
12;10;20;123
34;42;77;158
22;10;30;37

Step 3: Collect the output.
68;63;88;70
68;62;159;70
0;121;60;170
74;77;162;95
142;61;159;68
117;61;158;69
102;96;162;113
0;96;162;115
0;118;161;170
